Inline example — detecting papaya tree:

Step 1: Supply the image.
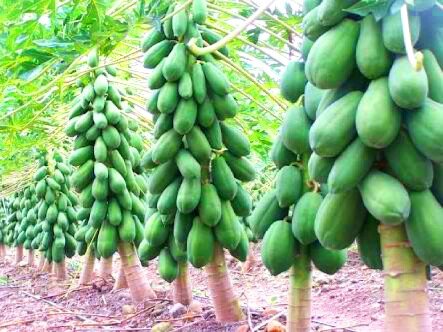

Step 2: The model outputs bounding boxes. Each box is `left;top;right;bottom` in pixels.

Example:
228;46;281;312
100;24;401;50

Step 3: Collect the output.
31;151;79;279
250;57;347;330
300;0;443;329
66;50;155;303
0;198;8;259
139;0;255;320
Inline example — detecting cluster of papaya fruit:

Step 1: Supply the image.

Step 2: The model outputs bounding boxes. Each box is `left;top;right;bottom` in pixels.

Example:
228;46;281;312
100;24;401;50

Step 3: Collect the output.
66;50;148;260
250;84;347;277
32;152;78;263
282;0;443;269
0;200;5;247
138;0;255;281
2;186;37;251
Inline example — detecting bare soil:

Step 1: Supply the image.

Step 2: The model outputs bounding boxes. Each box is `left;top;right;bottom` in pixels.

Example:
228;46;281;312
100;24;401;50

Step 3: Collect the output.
0;246;441;332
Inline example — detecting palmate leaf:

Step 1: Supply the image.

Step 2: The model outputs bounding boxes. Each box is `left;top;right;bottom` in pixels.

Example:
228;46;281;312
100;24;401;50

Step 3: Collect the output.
345;0;396;20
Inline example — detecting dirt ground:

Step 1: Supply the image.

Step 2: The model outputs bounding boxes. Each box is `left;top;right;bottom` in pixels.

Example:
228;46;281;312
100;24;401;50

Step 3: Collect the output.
0;246;441;332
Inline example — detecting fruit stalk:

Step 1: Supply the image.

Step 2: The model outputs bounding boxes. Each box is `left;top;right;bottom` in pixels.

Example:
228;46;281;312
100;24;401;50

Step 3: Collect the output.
379;224;431;331
287;246;312;332
118;242;156;303
173;261;193;305
205;243;244;322
78;247;96;285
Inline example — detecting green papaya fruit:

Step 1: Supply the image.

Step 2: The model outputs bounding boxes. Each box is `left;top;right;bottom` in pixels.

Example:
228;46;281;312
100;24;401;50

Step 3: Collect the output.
385;130;433;191
314;189;366;250
261;220;298;276
423;49;443;103
306;19;360;89
382;11;420;54
176;177;201;214
292;192;323;245
158;248;178;282
359;170;410;225
304;82;324;120
310;91;363;157
250;190;288;239
187;217;214;268
199;183;222;227
281;105;311;154
280;61;307;103
356;15;392;79
275;165;302;208
356;215;383;270
328;138;376;193
356;77;401;148
308;153;334;183
310;241;347;274
406;190;443;266
215;201;242;250
388;56;428;110
406;98;443;163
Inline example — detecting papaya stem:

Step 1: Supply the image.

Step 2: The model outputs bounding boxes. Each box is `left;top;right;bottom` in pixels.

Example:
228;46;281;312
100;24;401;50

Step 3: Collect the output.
211;48;287;110
161;0;192;23
400;4;423;71
204;243;244;322
287;246;311;332
187;0;277;56
172;261;193;305
207;2;298;52
379;223;432;331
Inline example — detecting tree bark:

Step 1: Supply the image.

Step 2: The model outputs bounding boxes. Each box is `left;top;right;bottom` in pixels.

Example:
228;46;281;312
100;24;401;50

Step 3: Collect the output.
380;224;432;332
205;244;243;322
54;261;67;280
98;257;113;280
287;246;311;332
78;247;96;286
15;246;23;265
173;261;192;305
242;244;256;273
113;262;128;290
27;249;34;267
118;242;156;304
43;259;52;273
38;254;45;271
0;244;5;259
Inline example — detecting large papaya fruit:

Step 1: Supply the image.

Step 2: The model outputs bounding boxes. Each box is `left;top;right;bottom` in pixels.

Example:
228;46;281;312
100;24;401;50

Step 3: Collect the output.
261;220;298;276
305;19;360;89
359;170;410;225
314;188;366;250
356;77;401;148
406;190;443;266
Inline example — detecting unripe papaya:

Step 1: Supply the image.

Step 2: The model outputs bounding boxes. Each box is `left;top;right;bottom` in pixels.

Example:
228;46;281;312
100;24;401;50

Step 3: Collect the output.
280;61;307;103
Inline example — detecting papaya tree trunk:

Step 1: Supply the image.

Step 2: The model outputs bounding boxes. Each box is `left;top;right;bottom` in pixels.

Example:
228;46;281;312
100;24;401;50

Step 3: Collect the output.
43;259;52;273
78;247;96;285
118;242;156;304
173;261;192;305
287;246;311;332
0;244;5;259
27;249;34;266
38;254;45;271
54;261;67;280
379;224;431;331
98;257;113;280
205;244;243;322
113;262;128;290
15;246;23;264
242;244;256;273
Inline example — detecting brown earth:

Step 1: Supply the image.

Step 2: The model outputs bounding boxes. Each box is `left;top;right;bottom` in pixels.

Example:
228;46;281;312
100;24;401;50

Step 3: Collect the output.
0;246;441;332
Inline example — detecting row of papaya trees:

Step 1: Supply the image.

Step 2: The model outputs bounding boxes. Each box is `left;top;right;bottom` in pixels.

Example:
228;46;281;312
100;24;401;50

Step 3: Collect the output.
1;0;443;331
